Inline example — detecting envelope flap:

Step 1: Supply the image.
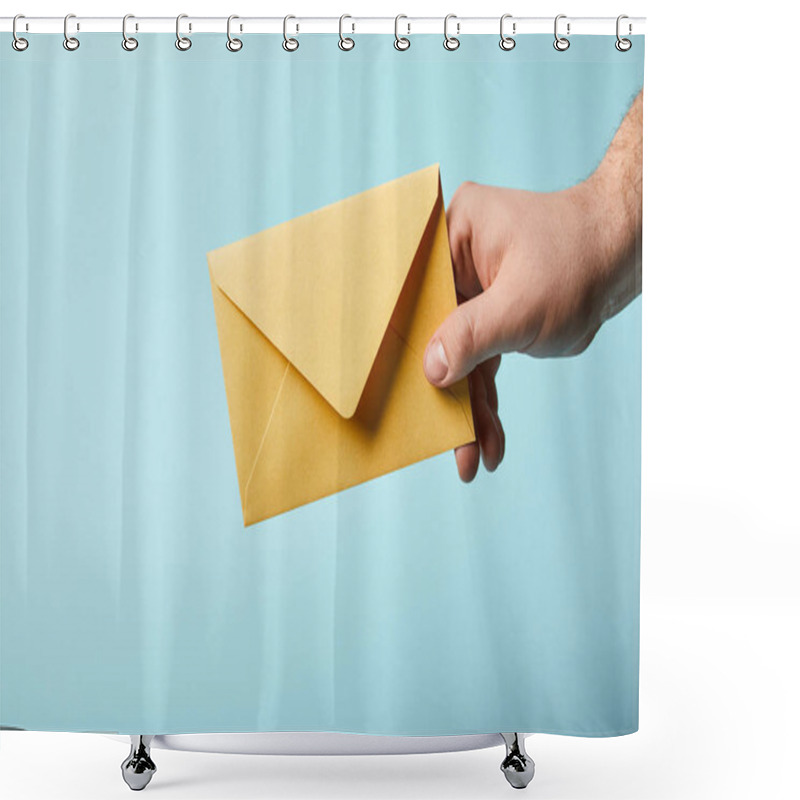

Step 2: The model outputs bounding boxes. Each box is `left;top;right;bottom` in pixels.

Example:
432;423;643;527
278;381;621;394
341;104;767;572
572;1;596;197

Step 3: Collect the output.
208;165;442;419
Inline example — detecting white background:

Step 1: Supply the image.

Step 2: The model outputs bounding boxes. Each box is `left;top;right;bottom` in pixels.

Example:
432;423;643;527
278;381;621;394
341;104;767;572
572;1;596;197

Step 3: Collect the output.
1;1;798;798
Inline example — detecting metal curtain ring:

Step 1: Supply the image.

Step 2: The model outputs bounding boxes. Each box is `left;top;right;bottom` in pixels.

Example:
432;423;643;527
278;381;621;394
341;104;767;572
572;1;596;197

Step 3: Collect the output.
499;14;515;50
12;14;28;51
226;15;243;51
615;14;632;51
122;14;138;51
282;15;299;51
443;14;460;51
175;14;192;50
554;14;570;51
63;13;80;51
339;14;355;50
394;14;410;51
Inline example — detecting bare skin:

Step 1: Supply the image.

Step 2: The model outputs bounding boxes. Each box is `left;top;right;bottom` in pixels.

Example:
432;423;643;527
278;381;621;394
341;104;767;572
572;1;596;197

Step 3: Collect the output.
424;90;643;482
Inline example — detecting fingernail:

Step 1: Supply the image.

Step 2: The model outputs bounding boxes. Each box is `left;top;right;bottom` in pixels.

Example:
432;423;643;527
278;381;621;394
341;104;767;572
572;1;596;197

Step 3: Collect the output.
424;339;449;383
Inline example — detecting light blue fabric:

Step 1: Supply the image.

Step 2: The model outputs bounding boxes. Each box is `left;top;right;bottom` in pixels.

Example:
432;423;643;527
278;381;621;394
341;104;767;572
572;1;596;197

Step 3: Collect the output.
1;33;644;736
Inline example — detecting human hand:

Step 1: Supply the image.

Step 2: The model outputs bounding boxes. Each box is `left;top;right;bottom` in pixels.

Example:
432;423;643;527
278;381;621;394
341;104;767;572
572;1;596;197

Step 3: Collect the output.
424;91;643;482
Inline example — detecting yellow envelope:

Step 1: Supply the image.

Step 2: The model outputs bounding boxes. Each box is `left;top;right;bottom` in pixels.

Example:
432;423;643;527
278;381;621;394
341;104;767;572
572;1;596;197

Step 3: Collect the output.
207;164;475;526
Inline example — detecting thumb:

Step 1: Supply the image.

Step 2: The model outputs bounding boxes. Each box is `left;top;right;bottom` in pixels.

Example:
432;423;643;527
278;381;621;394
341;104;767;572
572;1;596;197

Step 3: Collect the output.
423;287;506;387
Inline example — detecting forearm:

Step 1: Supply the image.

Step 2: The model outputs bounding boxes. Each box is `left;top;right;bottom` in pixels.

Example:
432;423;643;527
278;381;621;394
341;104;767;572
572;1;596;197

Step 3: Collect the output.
593;89;643;241
581;90;644;320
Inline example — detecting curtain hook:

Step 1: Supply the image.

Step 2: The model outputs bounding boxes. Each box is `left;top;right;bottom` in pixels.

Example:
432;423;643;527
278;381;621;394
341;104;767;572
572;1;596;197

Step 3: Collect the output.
554;14;570;51
443;14;460;51
12;14;29;51
615;14;632;51
122;14;138;51
339;14;355;51
226;15;243;51
282;15;299;51
63;13;80;51
499;14;516;51
175;13;192;50
394;14;410;51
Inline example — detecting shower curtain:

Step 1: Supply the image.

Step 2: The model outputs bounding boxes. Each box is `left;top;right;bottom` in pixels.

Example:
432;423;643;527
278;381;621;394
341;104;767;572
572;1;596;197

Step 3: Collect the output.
0;29;644;737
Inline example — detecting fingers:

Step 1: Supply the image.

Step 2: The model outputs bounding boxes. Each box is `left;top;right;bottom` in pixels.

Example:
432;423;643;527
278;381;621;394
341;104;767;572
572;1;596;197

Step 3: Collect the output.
474;356;506;472
423;286;507;388
481;355;501;407
427;181;513;388
484;354;502;380
454;443;480;483
446;183;484;301
453;362;505;483
438;182;507;481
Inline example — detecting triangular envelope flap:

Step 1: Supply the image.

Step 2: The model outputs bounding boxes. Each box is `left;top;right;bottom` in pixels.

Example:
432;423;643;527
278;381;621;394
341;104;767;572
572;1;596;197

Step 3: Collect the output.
208;164;442;419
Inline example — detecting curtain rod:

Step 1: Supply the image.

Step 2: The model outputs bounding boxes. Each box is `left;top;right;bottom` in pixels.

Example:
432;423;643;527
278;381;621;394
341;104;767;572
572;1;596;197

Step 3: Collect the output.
0;16;645;36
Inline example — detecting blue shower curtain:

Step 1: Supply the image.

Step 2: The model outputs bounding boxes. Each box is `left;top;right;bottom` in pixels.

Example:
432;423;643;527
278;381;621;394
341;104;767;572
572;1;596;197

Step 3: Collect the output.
1;32;644;736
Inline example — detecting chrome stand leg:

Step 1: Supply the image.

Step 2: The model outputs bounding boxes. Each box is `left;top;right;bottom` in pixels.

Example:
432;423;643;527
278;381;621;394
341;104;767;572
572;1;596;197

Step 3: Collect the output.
121;735;157;791
500;732;535;789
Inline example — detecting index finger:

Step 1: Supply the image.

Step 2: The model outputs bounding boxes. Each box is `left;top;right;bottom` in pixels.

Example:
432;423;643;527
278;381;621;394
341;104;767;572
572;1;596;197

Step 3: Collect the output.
446;182;483;300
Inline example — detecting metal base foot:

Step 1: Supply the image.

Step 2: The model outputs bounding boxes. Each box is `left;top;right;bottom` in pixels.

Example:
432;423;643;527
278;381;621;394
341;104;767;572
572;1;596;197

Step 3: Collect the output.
121;735;157;791
500;733;535;789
